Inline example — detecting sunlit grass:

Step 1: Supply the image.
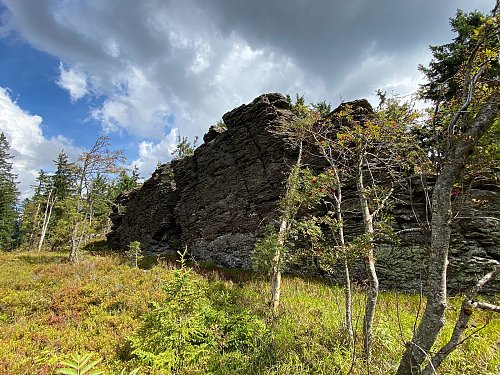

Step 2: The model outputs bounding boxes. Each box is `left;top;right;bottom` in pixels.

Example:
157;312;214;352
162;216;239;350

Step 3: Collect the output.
0;250;497;374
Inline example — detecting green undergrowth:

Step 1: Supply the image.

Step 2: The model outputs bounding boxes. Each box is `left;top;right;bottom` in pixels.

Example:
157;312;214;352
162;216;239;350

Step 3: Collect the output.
0;250;498;374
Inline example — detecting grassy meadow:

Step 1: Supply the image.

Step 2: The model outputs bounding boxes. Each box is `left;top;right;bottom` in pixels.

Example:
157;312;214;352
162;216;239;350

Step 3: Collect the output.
0;248;498;374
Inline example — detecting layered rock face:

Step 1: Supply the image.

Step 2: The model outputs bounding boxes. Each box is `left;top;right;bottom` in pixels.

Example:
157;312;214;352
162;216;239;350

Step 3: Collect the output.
107;93;499;293
107;163;181;254
108;93;296;267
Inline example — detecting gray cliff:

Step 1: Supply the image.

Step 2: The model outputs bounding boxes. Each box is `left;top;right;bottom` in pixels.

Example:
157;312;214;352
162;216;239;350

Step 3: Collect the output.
107;93;499;294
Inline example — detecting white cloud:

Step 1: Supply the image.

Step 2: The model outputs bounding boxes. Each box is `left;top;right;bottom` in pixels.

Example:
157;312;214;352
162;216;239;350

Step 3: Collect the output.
0;87;80;198
0;0;327;147
0;0;493;182
91;66;170;138
56;63;89;101
132;128;178;178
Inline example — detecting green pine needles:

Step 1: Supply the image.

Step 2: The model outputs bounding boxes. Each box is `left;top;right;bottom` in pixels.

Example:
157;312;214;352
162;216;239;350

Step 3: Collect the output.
126;241;143;268
130;248;267;373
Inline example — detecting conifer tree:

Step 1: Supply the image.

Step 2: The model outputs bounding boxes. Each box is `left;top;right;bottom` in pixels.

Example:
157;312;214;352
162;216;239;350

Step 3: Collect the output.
0;132;19;250
46;152;77;250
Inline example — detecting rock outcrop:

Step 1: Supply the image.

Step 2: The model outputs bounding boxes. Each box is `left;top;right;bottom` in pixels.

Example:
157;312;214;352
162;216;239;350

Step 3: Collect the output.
107;163;181;254
109;93;296;267
107;93;500;294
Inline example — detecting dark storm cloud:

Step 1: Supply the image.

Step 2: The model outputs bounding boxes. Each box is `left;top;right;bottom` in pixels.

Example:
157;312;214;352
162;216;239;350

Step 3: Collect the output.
1;0;492;103
195;0;492;97
0;0;494;179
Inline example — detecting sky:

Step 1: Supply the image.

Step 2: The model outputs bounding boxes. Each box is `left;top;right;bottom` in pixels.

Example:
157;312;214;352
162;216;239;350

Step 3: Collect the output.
0;0;494;197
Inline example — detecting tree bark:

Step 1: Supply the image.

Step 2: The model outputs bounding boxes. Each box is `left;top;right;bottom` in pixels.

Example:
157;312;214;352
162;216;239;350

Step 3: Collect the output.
397;99;499;374
69;179;85;264
69;157;87;264
270;218;286;313
421;267;500;374
37;190;56;252
69;220;80;264
333;166;354;341
356;152;378;364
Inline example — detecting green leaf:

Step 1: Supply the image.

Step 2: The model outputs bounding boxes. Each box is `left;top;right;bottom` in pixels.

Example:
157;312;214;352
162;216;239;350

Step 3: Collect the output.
56;368;79;375
57;353;103;375
80;357;102;374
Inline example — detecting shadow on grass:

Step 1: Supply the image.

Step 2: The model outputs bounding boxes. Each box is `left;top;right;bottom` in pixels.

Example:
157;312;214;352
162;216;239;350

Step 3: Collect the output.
17;253;67;265
189;261;259;284
83;239;114;256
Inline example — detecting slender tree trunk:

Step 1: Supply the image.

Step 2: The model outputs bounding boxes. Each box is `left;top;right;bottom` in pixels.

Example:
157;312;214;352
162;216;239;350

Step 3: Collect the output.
397;170;452;374
69;194;83;264
397;99;499;375
356;153;378;364
69;222;80;264
421;267;500;375
84;200;94;246
270;143;303;313
77;211;89;251
37;191;56;252
333;166;354;341
69;175;85;264
270;217;287;313
69;202;86;264
343;251;354;341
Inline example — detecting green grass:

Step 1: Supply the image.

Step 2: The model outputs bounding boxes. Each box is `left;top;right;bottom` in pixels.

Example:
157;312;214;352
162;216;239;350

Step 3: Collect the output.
0;250;498;374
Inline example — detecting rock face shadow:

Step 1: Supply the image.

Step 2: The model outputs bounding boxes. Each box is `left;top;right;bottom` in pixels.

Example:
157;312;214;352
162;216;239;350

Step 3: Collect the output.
107;93;500;294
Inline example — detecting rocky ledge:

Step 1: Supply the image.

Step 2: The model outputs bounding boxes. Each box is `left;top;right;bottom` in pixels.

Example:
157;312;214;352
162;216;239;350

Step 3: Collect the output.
107;93;499;294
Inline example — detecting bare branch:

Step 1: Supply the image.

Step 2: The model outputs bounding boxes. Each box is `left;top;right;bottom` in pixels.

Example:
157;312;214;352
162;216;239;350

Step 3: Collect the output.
372;187;394;218
394;227;425;235
473;301;500;313
422;266;500;374
447;64;487;138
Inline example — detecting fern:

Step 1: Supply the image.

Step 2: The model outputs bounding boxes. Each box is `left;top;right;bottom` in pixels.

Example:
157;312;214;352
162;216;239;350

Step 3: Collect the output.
56;353;103;375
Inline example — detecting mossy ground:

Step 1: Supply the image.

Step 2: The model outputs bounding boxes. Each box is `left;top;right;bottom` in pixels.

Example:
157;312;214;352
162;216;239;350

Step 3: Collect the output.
0;249;498;374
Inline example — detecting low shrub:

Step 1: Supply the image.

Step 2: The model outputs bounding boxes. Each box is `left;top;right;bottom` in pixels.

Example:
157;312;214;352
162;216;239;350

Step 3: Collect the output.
129;251;268;373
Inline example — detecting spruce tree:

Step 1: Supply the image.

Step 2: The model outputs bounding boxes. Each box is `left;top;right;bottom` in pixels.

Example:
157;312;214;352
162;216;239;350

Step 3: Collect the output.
47;152;77;250
53;151;75;200
0;133;19;250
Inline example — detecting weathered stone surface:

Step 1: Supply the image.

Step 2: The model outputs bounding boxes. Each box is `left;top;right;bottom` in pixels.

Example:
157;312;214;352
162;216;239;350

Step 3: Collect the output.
108;93;296;264
107;163;181;255
203;124;226;143
107;93;500;294
171;93;296;267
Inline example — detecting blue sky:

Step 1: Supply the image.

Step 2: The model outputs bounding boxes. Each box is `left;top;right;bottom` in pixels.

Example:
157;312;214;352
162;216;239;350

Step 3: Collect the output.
0;35;101;143
0;0;493;197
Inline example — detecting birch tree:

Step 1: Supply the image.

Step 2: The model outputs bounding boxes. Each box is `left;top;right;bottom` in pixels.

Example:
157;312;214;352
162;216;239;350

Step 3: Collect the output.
268;108;319;313
397;7;500;374
68;136;125;263
252;100;319;314
325;99;422;363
